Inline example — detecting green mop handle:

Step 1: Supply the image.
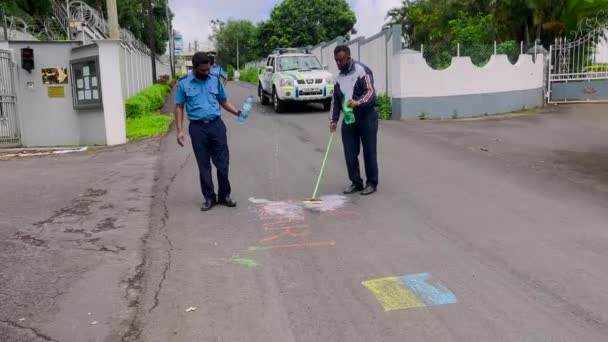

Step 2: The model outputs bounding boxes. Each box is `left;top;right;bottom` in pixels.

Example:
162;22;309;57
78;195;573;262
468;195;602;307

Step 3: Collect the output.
311;132;335;199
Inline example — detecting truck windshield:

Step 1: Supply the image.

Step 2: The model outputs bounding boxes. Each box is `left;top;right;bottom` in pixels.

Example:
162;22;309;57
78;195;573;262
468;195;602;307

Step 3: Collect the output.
277;56;322;71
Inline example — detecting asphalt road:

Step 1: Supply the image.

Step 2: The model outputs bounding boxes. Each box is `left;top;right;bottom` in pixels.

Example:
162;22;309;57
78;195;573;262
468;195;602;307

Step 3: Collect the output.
0;140;160;342
130;83;608;341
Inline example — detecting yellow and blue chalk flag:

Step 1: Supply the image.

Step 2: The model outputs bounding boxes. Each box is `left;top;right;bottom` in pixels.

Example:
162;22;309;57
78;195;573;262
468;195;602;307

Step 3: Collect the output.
361;273;457;311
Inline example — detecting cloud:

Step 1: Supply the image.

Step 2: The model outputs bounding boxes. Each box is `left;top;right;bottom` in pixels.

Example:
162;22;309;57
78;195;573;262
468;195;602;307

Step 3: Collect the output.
171;0;278;50
171;0;403;50
351;0;402;38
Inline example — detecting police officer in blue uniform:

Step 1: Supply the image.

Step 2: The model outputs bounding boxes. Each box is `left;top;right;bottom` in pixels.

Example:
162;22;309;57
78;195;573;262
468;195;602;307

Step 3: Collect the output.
208;52;228;86
330;45;379;196
175;52;243;211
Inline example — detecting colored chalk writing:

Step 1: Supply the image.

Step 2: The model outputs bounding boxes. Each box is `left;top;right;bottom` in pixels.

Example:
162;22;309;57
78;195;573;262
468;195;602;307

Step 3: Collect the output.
248;197;338;251
362;273;457;312
232;258;259;268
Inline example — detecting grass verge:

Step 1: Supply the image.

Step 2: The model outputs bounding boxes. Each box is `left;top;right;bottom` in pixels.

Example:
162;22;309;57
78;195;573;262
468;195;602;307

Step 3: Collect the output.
125;82;175;140
127;113;173;140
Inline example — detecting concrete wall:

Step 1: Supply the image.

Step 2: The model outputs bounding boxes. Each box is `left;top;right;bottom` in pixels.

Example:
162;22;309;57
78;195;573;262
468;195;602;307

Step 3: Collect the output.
345;37;364;62
120;44;171;99
359;31;390;96
5;40;129;146
306;27;400;97
7;41;105;146
311;24;544;120
392;53;545;119
321;37;346;76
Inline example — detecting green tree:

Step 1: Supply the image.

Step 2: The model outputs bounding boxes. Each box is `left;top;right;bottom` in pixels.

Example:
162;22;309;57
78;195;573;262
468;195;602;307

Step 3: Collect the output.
449;14;497;45
386;0;608;48
210;19;259;68
257;0;356;55
0;0;171;54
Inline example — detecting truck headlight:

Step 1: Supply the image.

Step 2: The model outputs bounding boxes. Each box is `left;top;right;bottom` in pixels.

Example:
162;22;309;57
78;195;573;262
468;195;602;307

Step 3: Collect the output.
280;78;294;87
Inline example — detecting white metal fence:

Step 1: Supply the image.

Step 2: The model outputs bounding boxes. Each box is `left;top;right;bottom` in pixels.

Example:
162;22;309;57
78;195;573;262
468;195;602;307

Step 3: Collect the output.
0;49;20;147
548;14;608;103
120;46;171;99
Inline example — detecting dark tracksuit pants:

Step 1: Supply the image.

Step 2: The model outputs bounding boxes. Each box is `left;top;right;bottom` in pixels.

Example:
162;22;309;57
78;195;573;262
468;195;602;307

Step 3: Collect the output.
189;118;231;202
341;107;379;188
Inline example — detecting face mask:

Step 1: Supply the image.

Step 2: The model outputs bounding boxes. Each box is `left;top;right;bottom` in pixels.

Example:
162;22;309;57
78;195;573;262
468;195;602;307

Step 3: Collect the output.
339;61;351;73
194;70;208;80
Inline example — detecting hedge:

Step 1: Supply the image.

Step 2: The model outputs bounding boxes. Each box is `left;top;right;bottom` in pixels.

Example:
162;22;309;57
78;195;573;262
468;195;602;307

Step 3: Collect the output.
377;95;392;120
239;67;259;85
125;83;171;119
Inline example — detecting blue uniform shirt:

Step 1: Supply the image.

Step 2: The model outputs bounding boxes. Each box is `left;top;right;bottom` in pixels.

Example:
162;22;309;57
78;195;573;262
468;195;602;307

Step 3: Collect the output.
175;73;227;121
210;64;228;80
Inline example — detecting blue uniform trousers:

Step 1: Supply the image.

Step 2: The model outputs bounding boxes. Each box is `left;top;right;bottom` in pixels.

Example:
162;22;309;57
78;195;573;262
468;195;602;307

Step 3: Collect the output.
189;118;231;202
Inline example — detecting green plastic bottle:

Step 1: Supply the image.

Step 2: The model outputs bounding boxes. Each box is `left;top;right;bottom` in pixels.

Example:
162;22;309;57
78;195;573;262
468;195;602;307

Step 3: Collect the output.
342;98;355;125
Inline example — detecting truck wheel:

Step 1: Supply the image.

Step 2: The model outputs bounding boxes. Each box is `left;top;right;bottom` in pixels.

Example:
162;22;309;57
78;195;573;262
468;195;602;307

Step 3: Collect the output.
273;88;286;113
259;83;269;105
323;99;332;111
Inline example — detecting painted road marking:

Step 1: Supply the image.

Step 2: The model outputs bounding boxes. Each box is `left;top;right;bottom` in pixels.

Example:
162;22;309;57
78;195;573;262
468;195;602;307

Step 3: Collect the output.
362;273;457;311
361;277;425;311
401;273;457;306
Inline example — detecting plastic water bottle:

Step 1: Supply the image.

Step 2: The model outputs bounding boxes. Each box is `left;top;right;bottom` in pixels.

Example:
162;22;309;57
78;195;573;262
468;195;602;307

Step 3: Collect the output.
239;96;253;124
342;98;355;125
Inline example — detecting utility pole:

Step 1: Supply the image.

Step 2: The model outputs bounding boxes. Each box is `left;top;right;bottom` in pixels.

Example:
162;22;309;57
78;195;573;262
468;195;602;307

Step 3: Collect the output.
65;0;70;38
1;5;8;41
145;0;157;82
106;0;120;39
236;37;240;71
165;0;175;78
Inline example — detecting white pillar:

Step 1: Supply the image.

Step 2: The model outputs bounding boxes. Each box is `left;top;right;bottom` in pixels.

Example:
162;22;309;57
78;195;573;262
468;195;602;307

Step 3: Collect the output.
96;40;127;145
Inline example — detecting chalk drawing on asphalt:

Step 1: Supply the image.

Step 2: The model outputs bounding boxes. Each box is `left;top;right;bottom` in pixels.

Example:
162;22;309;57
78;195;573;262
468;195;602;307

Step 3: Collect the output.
248;194;349;216
202;257;260;268
362;273;457;312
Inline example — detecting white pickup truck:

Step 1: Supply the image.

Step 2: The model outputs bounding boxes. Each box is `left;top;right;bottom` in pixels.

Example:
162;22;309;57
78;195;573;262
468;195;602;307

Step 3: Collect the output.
258;48;335;113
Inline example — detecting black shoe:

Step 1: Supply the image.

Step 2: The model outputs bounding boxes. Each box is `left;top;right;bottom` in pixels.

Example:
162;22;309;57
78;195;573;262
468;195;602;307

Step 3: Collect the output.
343;184;364;194
218;196;237;207
201;199;216;211
361;185;377;195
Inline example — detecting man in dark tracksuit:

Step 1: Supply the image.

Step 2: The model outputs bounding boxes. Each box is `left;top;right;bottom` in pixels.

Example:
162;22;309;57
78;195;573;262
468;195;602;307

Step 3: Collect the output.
330;45;379;196
175;52;244;211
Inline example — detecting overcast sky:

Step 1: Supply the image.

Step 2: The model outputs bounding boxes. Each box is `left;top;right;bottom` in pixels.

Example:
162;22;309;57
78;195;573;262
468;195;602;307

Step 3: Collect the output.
170;0;402;50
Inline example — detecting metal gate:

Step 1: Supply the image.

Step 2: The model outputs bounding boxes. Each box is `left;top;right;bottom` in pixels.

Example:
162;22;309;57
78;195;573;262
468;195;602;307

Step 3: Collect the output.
0;49;20;147
547;16;608;103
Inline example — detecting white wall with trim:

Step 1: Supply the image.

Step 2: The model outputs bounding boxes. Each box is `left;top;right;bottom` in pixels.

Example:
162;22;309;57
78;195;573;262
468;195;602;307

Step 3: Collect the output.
308;25;545;120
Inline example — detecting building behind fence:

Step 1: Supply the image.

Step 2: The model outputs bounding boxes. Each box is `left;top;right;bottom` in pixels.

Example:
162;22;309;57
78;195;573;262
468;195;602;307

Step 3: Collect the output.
0;1;172;147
